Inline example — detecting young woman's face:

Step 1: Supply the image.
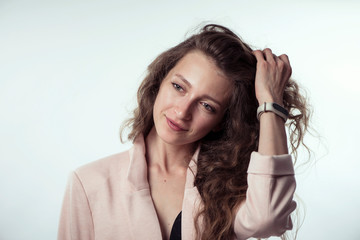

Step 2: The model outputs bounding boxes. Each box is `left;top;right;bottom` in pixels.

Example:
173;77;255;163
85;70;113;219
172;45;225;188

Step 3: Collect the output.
153;50;232;147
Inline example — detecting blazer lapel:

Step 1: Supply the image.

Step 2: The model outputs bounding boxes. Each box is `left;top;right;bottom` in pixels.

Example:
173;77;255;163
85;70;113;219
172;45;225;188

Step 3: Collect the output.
124;136;162;239
182;147;204;240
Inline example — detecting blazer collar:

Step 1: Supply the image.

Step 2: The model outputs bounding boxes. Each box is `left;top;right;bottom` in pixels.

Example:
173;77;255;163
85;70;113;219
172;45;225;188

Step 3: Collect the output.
185;145;200;189
127;135;149;191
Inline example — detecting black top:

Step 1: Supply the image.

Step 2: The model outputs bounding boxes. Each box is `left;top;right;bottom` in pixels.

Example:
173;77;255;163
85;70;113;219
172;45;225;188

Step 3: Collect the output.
169;211;182;240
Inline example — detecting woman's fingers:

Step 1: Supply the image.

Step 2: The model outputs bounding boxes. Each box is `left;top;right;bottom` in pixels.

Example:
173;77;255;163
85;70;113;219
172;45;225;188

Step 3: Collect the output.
278;54;292;78
253;49;292;105
263;48;276;64
253;49;265;62
253;48;276;64
278;54;289;65
255;49;291;78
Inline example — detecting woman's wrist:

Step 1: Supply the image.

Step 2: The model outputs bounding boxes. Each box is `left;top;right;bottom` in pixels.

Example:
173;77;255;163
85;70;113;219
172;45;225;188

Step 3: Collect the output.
257;102;289;122
256;92;283;106
258;111;288;155
258;111;286;123
257;97;283;106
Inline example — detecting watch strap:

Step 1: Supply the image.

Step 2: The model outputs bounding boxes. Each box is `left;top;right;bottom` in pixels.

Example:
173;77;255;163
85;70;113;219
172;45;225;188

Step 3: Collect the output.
257;102;289;122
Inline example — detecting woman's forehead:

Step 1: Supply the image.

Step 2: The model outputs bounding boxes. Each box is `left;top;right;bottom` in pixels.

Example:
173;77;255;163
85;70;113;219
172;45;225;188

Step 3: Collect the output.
168;51;233;101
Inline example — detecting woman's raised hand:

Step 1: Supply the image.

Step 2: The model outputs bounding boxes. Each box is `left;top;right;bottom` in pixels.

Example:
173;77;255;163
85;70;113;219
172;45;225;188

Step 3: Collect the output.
252;48;292;106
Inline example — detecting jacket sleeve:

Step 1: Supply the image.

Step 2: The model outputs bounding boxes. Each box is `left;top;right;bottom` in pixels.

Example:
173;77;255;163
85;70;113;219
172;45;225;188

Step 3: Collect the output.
58;171;95;240
233;152;297;239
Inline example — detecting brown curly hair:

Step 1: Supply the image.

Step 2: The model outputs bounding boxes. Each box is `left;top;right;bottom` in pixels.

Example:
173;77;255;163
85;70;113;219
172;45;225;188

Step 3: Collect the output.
121;24;310;240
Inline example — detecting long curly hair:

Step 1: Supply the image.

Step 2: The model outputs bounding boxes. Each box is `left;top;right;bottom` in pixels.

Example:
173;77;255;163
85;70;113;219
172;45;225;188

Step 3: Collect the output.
121;24;310;240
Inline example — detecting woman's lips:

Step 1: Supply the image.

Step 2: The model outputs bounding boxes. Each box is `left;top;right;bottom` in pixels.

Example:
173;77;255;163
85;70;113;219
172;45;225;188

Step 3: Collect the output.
166;117;187;131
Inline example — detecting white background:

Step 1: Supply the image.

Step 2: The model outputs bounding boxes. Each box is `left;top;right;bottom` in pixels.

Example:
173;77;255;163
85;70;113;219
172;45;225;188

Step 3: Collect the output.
1;0;359;239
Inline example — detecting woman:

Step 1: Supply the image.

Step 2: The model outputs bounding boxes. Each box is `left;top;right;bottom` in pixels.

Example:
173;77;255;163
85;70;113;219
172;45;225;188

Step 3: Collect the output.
58;24;309;240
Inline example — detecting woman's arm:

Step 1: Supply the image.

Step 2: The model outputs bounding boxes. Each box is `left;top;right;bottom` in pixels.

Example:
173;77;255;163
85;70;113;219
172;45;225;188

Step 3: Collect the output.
233;49;296;239
233;152;296;239
253;48;292;155
58;172;95;240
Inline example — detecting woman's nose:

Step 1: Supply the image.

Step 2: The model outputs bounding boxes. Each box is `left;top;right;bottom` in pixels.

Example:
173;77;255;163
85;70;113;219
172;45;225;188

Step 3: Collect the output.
174;99;192;121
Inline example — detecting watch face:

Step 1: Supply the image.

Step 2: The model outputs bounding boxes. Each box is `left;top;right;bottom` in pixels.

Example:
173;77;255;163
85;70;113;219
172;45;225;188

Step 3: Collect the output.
272;103;288;115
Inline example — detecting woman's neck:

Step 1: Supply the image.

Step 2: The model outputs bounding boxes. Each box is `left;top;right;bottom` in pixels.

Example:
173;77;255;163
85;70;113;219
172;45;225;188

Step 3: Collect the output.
145;127;196;174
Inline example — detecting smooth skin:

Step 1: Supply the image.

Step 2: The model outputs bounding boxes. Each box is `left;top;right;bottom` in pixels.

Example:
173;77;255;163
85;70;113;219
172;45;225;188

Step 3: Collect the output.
146;49;291;240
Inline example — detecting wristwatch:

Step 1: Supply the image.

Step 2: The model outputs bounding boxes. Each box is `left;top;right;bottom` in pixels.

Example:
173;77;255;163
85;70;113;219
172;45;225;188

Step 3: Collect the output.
257;102;289;122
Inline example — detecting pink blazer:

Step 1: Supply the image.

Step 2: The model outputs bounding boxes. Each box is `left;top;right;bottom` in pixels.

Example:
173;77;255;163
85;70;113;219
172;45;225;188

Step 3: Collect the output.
58;136;296;240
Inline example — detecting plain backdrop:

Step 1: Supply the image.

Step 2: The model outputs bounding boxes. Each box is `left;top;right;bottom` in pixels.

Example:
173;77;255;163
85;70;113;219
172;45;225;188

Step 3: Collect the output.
1;0;359;239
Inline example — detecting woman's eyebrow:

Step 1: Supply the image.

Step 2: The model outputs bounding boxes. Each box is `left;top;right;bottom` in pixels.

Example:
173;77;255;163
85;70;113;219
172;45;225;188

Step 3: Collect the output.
175;73;222;107
204;95;222;107
175;74;192;88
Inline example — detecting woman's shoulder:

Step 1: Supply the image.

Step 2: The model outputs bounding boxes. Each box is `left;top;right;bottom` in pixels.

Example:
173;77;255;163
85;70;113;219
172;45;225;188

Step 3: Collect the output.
72;149;131;189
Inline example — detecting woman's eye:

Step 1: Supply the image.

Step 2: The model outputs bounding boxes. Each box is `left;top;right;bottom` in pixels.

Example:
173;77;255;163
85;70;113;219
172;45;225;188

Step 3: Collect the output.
201;102;215;112
172;83;183;92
